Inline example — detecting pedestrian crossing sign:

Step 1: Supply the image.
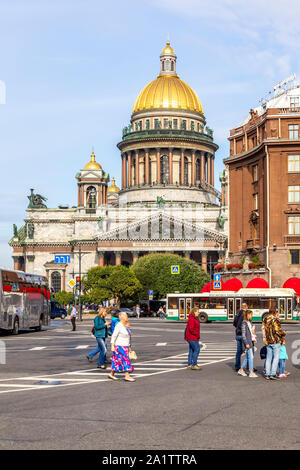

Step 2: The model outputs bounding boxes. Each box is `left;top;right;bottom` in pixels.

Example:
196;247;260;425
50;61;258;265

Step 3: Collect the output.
171;265;180;274
213;281;221;290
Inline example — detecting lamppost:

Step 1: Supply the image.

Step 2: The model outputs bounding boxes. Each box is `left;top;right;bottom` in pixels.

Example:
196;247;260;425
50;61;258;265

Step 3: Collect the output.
70;241;83;322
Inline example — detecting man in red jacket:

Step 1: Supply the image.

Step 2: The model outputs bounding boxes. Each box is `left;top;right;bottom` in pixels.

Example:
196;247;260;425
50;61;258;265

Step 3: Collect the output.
185;308;201;370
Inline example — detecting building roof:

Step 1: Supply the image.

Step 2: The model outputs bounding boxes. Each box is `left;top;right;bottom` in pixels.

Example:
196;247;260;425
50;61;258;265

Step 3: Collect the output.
83;151;102;170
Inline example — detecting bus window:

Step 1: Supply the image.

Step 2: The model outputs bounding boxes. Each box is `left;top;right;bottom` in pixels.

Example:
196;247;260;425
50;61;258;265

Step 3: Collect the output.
207;298;226;309
278;298;286;319
199;298;209;309
287;298;293;319
186;298;191;315
168;297;178;309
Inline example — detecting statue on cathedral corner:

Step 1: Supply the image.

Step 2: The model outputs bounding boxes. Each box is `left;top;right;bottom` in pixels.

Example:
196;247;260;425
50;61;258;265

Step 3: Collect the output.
98;216;104;231
27;188;47;209
217;212;225;230
157;196;165;209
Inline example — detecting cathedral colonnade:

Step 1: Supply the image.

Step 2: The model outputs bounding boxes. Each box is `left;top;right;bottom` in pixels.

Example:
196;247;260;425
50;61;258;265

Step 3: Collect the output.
121;149;214;188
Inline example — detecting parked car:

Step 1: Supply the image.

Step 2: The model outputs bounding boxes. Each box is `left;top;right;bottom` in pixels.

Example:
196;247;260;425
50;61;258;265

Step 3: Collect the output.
50;301;67;319
118;307;136;318
139;300;166;317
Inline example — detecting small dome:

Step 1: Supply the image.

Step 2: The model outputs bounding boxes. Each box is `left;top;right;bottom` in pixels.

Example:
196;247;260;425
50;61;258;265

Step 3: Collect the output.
107;177;120;193
161;41;175;55
83;151;102;170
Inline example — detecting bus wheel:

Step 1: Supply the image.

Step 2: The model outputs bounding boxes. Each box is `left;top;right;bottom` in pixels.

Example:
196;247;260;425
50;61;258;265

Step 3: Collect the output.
35;316;43;331
199;312;208;323
12;318;19;335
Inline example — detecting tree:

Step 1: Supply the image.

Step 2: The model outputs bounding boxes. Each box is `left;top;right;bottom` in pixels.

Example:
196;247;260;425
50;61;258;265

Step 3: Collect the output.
54;290;74;306
132;253;209;299
83;265;142;304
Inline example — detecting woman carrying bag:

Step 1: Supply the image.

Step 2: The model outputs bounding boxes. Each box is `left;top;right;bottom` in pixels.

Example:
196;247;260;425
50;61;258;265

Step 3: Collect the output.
108;311;136;382
237;310;258;378
87;307;110;369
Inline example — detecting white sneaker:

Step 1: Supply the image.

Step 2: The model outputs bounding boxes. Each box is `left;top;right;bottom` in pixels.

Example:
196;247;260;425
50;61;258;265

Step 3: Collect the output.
249;372;258;378
237;369;247;376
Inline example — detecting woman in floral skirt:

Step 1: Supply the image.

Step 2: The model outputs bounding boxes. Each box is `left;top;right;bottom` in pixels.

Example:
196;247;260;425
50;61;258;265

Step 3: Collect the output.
108;311;135;382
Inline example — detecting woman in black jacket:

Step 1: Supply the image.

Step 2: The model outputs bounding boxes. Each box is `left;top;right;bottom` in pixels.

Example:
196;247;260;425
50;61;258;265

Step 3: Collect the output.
237;310;258;378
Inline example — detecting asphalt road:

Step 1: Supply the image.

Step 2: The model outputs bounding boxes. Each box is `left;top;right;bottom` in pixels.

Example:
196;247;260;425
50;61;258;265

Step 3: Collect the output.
0;318;299;450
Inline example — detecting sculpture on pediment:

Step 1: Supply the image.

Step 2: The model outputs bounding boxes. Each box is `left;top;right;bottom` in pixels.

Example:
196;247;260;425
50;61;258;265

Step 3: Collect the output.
249;108;258;121
98;216;104;231
27;188;47;209
217;213;225;230
27;222;34;239
157;196;165;209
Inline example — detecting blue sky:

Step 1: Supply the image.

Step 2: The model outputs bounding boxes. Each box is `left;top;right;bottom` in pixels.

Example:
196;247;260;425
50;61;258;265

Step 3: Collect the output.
1;0;300;268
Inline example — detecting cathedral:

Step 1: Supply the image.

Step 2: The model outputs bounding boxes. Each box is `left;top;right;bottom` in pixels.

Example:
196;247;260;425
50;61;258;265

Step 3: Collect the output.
10;42;228;292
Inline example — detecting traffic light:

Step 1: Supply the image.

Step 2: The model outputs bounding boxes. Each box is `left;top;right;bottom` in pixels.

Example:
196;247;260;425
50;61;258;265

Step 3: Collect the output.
75;276;81;291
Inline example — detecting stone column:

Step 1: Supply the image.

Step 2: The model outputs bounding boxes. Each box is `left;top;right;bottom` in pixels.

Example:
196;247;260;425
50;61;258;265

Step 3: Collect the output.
201;151;205;184
145;149;150;184
184;250;191;259
115;252;122;265
211;155;214;186
169;148;173;184
201;251;208;272
156;148;161;184
98;185;102;206
207;154;211;185
181;148;185;185
98;251;104;267
135;151;139;186
121;154;126;188
128;152;132;187
62;270;66;291
191;151;196;186
12;256;20;270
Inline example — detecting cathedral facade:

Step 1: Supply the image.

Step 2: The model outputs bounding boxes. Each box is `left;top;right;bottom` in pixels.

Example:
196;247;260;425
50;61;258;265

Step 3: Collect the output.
10;42;228;292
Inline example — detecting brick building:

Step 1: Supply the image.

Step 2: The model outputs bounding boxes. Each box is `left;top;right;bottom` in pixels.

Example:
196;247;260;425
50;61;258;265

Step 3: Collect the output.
224;80;300;287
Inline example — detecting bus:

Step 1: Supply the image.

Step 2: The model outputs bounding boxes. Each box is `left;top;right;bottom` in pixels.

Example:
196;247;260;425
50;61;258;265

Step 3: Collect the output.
0;268;50;334
166;288;300;322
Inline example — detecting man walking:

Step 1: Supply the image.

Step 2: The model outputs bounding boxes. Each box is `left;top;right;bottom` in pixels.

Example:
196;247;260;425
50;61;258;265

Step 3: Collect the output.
233;302;248;371
70;304;77;331
262;308;286;380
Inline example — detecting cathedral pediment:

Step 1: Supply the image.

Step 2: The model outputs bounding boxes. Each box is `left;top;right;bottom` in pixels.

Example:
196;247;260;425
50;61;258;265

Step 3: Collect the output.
95;211;226;242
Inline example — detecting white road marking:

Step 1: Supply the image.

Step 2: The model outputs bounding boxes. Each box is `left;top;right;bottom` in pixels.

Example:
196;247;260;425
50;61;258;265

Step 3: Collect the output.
156;342;167;346
74;345;89;349
28;347;47;351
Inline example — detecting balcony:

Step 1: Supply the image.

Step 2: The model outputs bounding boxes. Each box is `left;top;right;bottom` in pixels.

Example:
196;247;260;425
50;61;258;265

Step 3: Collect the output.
121;128;214;144
285;235;300;244
246;239;260;250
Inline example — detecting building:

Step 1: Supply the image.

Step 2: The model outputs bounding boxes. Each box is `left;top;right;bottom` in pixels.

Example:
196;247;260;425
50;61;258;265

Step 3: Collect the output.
10;42;228;292
224;78;300;287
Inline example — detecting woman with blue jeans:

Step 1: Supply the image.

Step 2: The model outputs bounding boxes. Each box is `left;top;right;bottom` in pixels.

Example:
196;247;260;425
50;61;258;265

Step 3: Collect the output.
238;310;258;378
87;308;110;369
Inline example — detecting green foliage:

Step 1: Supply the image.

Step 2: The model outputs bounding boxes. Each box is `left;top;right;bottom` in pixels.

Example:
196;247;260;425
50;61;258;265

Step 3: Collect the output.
83;265;142;304
54;290;74;306
251;255;260;264
241;256;245;265
132;253;209;299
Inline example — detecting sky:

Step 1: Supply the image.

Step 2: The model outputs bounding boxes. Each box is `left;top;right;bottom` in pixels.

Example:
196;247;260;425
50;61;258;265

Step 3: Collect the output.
1;0;300;268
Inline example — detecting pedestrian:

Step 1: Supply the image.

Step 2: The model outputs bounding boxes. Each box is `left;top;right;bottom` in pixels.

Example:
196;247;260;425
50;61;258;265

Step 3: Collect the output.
262;307;286;380
108;311;135;382
278;341;289;378
87;307;110;369
158;305;164;320
110;309;120;334
185;307;201;370
237;310;258;377
136;304;141;319
70;304;77;331
233;302;248;371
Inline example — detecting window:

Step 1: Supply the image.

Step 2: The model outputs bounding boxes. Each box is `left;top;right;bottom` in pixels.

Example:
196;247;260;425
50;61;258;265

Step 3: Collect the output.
165;60;170;71
181;120;187;130
139;120;142;130
160;155;169;184
290;97;299;110
145;119;150;130
154;119;160;129
51;271;61;293
253;193;258;210
171;61;174;71
86;186;97;209
290;249;300;264
289;124;299;140
288;185;300;203
288;155;300;172
168;297;178;309
173;119;178;129
163;118;169;129
253;164;258;181
288;216;300;234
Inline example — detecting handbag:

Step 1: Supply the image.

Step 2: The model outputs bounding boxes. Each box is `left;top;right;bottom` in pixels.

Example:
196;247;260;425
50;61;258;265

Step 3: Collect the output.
129;349;137;361
91;326;96;335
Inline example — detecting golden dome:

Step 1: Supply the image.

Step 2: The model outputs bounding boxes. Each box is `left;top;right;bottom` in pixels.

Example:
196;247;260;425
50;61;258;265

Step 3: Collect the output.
133;75;203;114
107;177;120;193
83;151;102;170
161;41;175;55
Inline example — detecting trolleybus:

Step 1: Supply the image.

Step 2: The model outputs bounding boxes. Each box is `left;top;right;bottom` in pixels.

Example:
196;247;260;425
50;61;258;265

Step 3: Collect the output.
0;268;50;334
166;288;300;322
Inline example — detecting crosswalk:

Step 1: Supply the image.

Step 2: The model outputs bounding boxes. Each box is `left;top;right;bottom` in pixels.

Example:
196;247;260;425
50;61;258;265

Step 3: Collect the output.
0;341;236;394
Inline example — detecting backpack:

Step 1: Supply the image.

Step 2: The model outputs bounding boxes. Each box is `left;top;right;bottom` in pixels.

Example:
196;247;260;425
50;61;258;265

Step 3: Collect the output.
260;346;267;360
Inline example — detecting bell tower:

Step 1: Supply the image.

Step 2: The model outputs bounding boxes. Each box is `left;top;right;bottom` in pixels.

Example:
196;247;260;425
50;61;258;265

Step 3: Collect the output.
76;150;109;212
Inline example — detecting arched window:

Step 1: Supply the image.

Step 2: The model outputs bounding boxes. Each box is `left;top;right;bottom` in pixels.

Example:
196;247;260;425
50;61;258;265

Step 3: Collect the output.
160;155;169;184
196;158;201;183
51;271;61;293
166;60;170;71
86;186;97;208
